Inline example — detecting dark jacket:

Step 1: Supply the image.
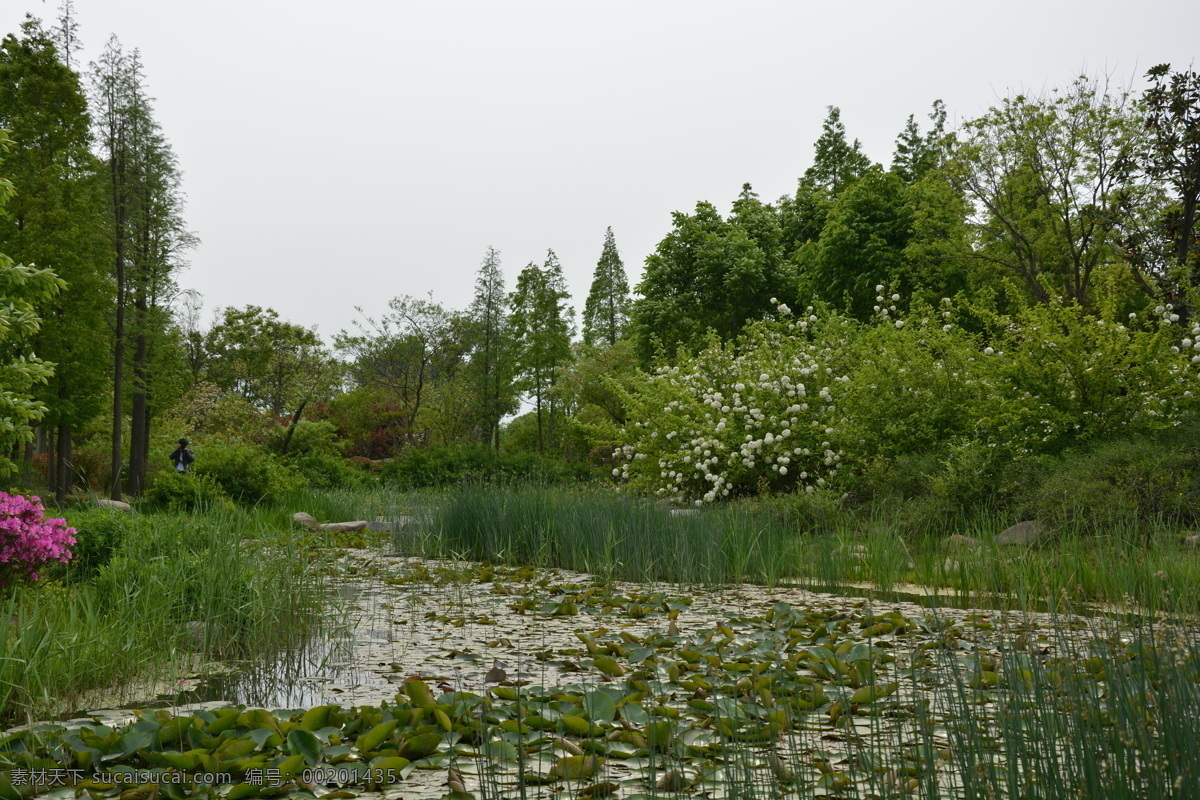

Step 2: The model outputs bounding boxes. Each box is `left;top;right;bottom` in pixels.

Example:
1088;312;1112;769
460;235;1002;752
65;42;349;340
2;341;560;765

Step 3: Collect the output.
170;447;195;470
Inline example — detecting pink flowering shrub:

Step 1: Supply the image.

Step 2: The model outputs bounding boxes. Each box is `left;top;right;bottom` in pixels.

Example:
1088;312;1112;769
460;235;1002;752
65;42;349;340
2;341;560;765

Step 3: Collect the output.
0;492;75;584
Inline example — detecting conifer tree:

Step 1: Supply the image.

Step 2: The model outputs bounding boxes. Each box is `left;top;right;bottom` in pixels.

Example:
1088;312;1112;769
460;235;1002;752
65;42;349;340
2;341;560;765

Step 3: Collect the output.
90;36;195;497
582;227;631;347
0;18;110;501
509;250;573;453
802;106;872;194
468;246;514;448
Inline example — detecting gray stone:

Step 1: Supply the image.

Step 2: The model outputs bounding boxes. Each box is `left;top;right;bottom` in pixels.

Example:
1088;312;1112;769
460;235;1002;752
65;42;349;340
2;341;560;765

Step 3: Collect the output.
366;520;394;533
995;521;1046;546
1185;534;1199;547
319;520;369;533
942;534;983;551
95;498;132;512
293;512;320;531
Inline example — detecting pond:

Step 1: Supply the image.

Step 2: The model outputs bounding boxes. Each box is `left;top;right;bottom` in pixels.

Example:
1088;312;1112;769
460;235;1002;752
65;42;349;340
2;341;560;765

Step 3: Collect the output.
5;546;1197;799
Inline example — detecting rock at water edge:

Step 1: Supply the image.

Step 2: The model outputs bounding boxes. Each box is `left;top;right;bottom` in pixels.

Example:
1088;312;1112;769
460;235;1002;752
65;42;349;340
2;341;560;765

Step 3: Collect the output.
995;521;1045;546
293;512;320;531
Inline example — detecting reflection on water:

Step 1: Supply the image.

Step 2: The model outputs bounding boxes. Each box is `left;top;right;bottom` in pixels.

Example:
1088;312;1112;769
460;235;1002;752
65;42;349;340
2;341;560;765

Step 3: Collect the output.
129;556;1132;715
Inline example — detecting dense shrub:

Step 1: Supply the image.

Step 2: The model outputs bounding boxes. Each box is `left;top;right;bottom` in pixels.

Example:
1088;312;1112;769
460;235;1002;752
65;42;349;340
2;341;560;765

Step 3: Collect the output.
270;420;364;489
191;441;304;505
143;470;234;513
616;293;1200;504
1019;430;1200;529
380;443;598;489
59;508;154;581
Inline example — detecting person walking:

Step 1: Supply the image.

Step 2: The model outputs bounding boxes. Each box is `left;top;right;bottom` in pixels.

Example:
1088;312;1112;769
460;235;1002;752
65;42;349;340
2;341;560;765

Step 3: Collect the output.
170;438;194;473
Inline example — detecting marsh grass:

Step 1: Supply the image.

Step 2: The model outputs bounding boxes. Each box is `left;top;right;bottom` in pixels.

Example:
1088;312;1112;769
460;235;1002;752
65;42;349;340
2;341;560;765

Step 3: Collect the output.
385;484;1200;614
0;506;323;723
416;485;802;586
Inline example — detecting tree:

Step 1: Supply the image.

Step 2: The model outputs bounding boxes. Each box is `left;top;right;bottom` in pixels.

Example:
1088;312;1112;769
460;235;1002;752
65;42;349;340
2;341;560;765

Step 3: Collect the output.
633;194;798;364
801;166;914;319
945;76;1148;305
467;247;516;448
90;36;196;497
582;227;632;347
0;17;111;503
0;135;64;478
204;305;330;417
336;295;466;450
1140;64;1200;288
891;100;947;184
802;107;872;194
509;251;574;453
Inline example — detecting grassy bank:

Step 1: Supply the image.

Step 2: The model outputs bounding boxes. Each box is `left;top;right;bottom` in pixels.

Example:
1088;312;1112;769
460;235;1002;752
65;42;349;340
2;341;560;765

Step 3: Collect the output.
0;505;324;724
397;484;1200;615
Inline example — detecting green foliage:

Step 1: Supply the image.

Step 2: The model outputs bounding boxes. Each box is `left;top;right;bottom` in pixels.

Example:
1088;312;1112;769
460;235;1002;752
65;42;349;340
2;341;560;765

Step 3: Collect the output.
509;250;574;453
466;246;518;447
1141;64;1200;283
582;227;632;347
58;508;146;581
1020;428;1200;530
616;303;848;502
203;305;333;417
633;195;799;364
945;76;1151;304
143;469;233;513
336;294;468;448
379;443;597;490
0;19;111;435
617;291;1200;504
0;136;63;478
803;106;872;194
270;419;363;489
191;441;304;505
800;166;913;320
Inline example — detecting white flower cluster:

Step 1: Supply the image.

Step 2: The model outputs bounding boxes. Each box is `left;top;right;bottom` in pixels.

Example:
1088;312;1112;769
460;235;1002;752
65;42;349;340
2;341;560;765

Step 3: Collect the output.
615;302;846;502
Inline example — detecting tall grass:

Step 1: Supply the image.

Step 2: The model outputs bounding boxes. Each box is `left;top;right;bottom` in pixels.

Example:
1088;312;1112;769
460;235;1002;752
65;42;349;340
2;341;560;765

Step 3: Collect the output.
419;485;802;585
0;507;322;723
387;484;1200;613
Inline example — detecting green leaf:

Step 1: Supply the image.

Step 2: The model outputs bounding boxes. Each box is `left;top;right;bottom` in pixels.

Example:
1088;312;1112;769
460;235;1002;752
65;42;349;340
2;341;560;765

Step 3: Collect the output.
583;690;616;723
354;720;399;754
286;729;323;765
299;705;334;732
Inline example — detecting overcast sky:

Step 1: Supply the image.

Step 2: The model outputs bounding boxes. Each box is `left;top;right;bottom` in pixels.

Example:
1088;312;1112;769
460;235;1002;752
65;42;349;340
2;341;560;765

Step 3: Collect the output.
2;1;1198;343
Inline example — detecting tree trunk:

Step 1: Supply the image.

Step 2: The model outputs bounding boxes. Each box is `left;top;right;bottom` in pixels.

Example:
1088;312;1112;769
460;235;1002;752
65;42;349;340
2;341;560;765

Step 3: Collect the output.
46;427;58;498
110;265;125;501
55;426;72;507
535;390;544;455
129;332;148;498
280;396;310;455
20;441;34;488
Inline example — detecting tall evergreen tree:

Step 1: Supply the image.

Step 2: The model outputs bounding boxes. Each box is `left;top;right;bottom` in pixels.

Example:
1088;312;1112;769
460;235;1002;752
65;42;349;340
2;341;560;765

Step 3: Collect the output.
0;17;111;503
509;250;573;453
52;1;82;69
891;100;947;184
90;36;195;497
468;246;514;448
582;227;631;347
802;107;872;194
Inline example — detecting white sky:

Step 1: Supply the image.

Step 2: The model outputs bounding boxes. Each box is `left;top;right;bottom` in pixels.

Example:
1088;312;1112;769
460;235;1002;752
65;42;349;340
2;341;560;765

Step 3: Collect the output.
2;1;1198;343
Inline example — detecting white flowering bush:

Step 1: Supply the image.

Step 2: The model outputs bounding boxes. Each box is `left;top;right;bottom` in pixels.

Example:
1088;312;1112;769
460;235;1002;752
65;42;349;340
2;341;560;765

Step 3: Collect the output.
613;301;850;502
617;289;1200;503
974;299;1200;454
